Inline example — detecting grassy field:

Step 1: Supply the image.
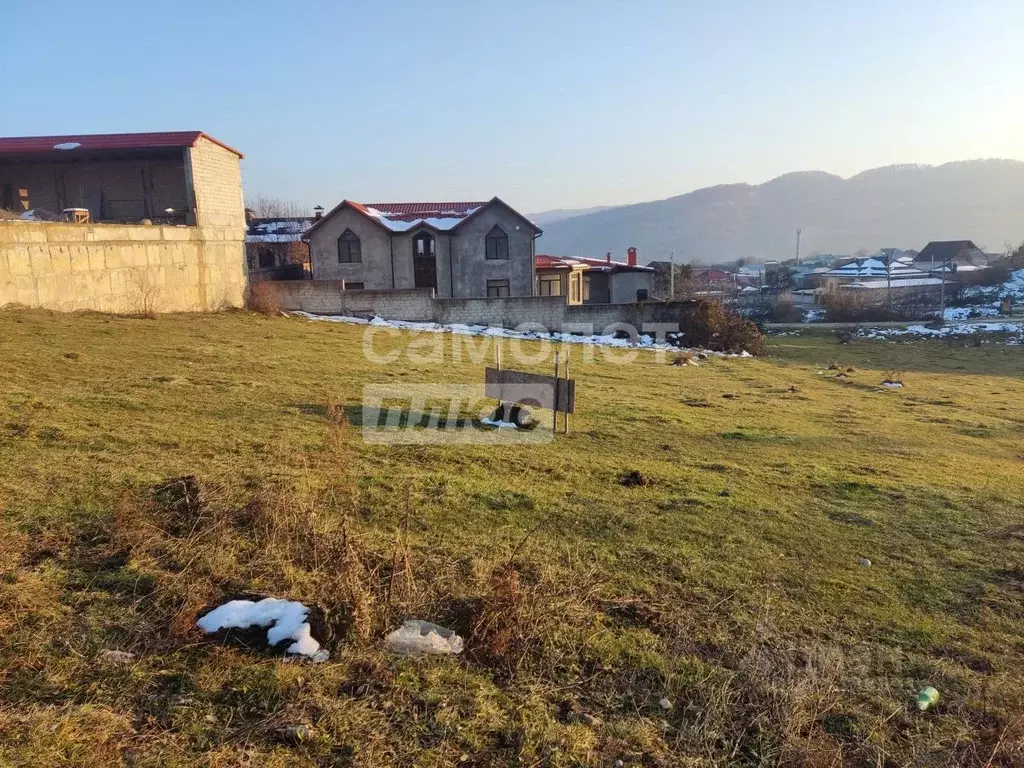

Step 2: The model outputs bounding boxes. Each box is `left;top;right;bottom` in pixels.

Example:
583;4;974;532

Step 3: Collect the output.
1;308;1022;767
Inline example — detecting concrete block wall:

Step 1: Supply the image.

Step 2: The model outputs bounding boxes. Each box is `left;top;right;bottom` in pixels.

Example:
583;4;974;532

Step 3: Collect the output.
263;280;695;334
186;137;245;229
0;222;245;313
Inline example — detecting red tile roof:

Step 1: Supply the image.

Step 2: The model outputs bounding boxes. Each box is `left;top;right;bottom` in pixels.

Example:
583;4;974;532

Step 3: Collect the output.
362;201;487;223
536;254;570;269
0;131;243;158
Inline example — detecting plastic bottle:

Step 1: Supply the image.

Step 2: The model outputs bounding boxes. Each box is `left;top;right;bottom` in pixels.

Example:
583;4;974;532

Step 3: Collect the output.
916;686;940;711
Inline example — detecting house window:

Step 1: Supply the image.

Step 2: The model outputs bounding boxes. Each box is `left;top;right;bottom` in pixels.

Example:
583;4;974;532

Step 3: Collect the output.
487;279;510;298
570;274;581;303
636;288;649;301
582;274;591;302
538;274;562;296
257;247;275;269
345;282;364;290
485;225;509;260
246;251;257;270
338;229;361;263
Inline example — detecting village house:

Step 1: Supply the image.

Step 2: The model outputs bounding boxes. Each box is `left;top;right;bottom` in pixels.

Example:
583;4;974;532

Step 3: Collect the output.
0;131;244;227
0;131;246;313
245;209;319;281
913;240;989;275
534;249;656;304
302;198;541;298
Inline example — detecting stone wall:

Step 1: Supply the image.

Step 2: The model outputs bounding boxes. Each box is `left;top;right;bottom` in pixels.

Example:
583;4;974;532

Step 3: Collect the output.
264;279;695;333
0;221;245;313
185;137;246;229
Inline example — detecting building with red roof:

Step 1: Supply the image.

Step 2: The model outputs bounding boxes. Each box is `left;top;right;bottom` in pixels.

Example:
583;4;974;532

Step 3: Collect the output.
0;131;244;228
303;197;542;298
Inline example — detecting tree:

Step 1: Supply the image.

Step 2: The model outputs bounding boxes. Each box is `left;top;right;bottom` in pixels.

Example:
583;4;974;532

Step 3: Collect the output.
765;265;795;291
246;195;308;219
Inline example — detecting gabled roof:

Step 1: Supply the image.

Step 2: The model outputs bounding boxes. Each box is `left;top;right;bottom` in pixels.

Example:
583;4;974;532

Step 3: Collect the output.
0;131;243;158
536;254;572;270
825;255;928;279
303;197;541;238
914;240;987;266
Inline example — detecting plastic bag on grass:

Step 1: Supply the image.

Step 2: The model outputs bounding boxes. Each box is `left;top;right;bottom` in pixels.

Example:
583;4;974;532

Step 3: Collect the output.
384;620;464;656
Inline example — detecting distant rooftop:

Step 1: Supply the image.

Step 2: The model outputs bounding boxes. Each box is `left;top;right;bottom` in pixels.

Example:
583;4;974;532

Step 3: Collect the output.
0;131;243;158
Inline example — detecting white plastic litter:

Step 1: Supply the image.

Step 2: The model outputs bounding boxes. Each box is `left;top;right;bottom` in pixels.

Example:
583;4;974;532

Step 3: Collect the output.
480;417;519;429
384;620;464;656
196;597;326;659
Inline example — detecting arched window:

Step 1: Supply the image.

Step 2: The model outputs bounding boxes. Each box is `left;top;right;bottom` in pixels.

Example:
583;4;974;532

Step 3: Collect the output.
338;229;361;263
485;225;508;260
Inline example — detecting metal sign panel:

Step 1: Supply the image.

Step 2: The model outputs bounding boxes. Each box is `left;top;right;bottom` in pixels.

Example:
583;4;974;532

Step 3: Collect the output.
485;367;575;413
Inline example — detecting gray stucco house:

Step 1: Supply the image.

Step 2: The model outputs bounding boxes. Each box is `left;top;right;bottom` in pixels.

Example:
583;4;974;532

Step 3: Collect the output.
303;198;542;298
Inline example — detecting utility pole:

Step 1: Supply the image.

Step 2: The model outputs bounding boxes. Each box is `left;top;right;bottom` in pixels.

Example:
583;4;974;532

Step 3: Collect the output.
886;252;892;309
795;229;802;264
669;250;675;299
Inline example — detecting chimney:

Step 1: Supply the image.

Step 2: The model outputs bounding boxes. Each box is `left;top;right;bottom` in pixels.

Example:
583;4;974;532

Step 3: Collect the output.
627;246;637;267
244;207;255;226
313;205;324;220
606;252;612;264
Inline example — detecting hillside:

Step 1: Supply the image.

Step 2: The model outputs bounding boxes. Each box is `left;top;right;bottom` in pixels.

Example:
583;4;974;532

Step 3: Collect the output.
2;309;1023;766
537;160;1024;263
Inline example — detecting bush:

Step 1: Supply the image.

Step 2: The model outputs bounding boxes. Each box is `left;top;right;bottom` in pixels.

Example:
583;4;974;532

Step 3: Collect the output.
771;294;805;323
681;300;767;355
244;281;281;316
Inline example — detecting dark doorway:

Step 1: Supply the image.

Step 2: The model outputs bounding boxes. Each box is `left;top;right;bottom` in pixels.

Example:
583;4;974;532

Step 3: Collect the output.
413;231;437;290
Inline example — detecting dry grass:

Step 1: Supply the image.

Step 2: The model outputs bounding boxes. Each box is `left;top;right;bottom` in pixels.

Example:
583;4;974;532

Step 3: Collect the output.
1;310;1023;765
244;280;282;316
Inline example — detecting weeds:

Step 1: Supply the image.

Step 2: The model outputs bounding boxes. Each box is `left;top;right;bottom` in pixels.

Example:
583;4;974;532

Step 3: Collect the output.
244;280;281;316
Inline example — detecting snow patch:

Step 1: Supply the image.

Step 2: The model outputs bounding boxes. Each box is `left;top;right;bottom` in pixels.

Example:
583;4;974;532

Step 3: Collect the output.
294;312;755;356
197;598;327;659
480;417;519;429
53;142;81;150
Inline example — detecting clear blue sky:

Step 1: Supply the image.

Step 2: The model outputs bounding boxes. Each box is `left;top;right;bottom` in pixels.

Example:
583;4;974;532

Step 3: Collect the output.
4;0;1022;213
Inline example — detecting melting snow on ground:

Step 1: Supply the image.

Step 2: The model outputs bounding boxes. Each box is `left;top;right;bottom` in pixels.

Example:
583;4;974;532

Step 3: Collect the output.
293;312;754;356
196;598;327;660
861;321;1024;344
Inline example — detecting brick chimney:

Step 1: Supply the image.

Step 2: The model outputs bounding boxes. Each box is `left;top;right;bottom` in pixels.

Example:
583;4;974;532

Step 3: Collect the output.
313;205;324;220
244;207;254;226
627;247;637;266
606;252;612;263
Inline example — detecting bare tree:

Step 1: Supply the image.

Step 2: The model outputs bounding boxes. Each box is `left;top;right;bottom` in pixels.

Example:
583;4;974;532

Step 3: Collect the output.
246;195;309;219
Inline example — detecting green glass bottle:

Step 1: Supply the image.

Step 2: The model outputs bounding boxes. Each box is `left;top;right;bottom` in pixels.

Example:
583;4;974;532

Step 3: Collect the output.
916;686;940;711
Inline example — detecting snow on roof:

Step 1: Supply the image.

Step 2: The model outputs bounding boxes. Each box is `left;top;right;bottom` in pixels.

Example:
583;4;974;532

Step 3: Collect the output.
0;131;243;158
247;217;315;243
361;201;486;233
826;255;929;279
844;277;944;289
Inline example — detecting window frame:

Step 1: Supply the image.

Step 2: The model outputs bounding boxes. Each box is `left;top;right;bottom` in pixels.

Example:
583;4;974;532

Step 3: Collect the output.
485;225;509;260
486;278;510;298
538;274;562;296
337;229;362;263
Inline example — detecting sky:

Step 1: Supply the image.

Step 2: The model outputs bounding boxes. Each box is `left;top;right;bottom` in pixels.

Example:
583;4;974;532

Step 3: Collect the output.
3;0;1023;214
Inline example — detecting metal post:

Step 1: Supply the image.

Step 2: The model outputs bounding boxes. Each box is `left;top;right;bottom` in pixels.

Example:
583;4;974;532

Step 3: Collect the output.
553;352;560;434
564;351;570;435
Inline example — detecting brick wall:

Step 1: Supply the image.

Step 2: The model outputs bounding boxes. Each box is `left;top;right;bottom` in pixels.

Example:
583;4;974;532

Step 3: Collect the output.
0;221;245;313
263;280;695;334
186;137;245;229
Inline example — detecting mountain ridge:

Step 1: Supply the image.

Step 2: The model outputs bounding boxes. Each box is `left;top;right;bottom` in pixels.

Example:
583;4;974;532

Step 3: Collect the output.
535;159;1024;262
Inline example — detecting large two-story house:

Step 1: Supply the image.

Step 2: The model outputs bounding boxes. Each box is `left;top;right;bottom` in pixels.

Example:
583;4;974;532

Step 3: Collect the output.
303;198;542;298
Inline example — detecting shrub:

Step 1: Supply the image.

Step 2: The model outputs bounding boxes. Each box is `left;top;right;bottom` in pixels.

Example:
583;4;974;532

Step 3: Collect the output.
244;281;281;316
680;300;766;355
771;294;804;323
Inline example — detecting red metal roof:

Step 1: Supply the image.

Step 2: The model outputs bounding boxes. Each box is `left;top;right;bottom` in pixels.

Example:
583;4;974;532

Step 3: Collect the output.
0;131;243;158
362;201;487;223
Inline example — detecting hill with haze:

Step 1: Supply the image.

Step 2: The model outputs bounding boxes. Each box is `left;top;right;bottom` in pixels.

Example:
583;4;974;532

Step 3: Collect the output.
535;160;1024;263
